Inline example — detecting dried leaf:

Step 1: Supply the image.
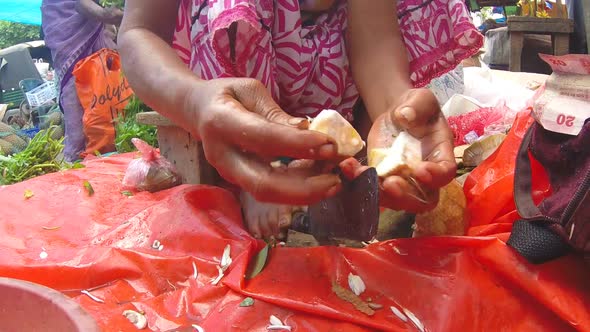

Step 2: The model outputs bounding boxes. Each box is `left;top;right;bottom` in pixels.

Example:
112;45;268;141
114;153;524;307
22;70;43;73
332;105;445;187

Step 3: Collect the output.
83;180;94;196
347;273;366;296
121;190;134;197
331;281;375;316
368;303;383;310
24;189;34;199
246;243;270;279
239;297;254;307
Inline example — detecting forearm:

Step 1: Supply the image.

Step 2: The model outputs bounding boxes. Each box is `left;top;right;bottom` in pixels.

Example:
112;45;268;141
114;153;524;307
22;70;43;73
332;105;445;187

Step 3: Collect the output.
347;0;412;122
76;0;105;21
119;0;204;136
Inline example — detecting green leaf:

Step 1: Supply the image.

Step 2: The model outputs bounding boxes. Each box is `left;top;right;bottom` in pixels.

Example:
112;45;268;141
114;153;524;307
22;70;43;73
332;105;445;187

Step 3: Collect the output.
121;190;134;197
239;297;255;307
71;162;86;169
83;180;94;197
245;244;270;280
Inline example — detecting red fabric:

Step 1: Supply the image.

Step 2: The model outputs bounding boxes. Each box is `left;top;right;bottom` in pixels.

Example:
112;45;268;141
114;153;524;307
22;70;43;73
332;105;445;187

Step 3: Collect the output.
1;121;589;331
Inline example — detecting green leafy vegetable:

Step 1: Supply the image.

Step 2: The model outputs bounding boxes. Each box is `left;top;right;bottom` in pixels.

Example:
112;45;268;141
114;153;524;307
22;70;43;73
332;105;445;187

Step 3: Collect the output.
115;96;158;153
83;180;94;196
121;190;134;197
245;244;270;280
239;297;255;307
0;126;68;185
100;0;125;8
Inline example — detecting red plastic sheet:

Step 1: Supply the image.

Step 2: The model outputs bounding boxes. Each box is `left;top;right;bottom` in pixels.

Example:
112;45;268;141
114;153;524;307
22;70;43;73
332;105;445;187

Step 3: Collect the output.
1;142;589;331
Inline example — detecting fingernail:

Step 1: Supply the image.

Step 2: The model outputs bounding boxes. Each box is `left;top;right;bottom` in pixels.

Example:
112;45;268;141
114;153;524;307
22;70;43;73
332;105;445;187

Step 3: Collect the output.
288;117;309;129
398;107;416;123
316;144;338;158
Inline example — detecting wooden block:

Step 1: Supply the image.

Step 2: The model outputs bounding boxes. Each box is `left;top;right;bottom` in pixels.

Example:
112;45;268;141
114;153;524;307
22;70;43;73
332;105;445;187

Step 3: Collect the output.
509;31;525;72
582;0;590;52
137;111;218;185
507;17;574;33
552;33;570;55
136;111;174;127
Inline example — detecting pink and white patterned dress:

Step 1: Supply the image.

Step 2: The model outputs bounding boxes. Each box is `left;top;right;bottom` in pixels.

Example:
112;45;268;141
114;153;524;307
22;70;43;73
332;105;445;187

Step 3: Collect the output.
173;0;483;121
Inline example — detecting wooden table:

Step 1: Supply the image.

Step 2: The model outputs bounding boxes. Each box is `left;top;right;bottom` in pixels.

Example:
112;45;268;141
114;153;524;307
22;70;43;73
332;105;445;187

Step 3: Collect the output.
507;16;574;72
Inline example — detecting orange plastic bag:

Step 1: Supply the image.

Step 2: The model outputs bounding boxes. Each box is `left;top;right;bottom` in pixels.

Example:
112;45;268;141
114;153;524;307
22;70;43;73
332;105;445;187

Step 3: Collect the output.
73;48;133;158
464;111;552;236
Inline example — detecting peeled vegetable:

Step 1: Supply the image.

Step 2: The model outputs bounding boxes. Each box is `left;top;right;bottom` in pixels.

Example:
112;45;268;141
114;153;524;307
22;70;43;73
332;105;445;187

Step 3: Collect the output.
369;132;422;178
308;109;364;157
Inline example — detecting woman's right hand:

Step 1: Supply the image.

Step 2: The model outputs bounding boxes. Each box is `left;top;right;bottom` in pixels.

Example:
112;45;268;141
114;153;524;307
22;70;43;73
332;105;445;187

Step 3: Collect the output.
190;77;343;205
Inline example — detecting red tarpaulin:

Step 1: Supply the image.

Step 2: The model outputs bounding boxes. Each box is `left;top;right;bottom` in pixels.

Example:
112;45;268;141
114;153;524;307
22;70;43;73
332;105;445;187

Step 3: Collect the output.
1;112;589;331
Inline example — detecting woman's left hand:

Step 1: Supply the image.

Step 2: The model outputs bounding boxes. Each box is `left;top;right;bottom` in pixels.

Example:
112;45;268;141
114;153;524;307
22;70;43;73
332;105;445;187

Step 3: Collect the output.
341;88;456;212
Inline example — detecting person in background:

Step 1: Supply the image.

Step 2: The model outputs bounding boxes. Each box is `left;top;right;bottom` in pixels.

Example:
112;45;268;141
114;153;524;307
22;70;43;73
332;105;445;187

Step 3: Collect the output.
41;0;123;161
119;0;482;239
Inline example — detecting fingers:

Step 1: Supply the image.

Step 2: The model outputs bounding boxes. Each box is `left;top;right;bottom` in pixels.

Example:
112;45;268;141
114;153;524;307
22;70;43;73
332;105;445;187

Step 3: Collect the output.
204;100;339;161
212;146;342;205
339;158;370;180
390;89;440;138
380;176;439;213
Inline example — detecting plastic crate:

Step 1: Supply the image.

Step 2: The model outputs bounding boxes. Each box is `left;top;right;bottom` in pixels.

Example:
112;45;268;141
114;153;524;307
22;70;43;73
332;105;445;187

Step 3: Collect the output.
1;89;25;109
25;81;57;107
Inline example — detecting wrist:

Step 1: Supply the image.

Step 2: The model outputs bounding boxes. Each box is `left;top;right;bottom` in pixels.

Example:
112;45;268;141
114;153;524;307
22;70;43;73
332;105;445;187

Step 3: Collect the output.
181;78;209;138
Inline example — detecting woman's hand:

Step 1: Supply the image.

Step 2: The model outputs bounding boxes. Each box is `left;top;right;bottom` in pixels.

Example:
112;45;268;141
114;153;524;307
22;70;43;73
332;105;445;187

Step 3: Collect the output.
191;77;343;205
341;88;456;212
100;6;124;25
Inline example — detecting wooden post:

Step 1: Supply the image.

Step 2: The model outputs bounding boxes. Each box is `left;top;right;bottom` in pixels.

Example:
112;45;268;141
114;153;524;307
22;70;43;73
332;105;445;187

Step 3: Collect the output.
509;31;525;71
583;0;590;53
136;112;219;185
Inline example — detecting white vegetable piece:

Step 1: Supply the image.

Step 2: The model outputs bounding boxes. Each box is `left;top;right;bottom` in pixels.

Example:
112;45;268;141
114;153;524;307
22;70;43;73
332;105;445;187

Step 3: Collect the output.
403;307;426;332
192;324;205;332
372;131;422;178
122;310;148;329
268;315;292;331
269;315;283;326
390;306;408;322
347;273;366;296
220;244;232;271
308;109;365;157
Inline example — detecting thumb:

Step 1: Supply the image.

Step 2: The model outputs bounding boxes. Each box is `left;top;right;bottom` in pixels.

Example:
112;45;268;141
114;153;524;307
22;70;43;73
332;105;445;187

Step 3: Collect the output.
234;79;310;129
390;89;440;137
